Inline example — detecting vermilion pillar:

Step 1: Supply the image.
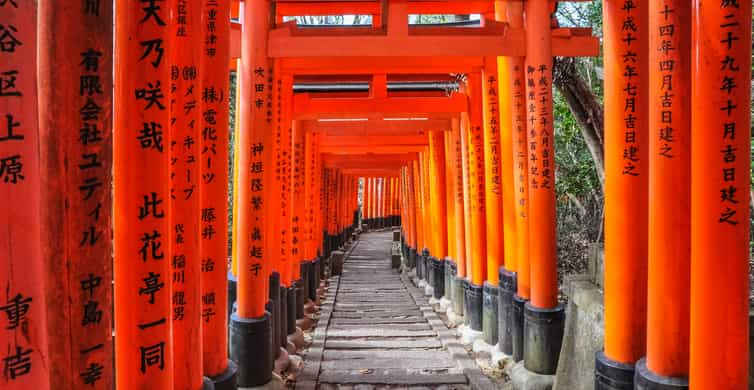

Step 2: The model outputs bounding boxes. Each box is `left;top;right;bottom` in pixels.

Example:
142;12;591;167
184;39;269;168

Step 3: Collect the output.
450;119;467;277
506;2;530;304
465;73;487;332
521;0;564;375
443;130;457;274
481;58;502;346
291;120;306;318
428;130;448;299
1;3;50;389
199;0;236;384
169;1;204;388
232;0;273;386
689;0;751;388
504;2;529;362
38;1;113;388
598;0;649;387
412;160;425;264
636;0;691;386
114;0;173;387
364;177;371;223
460;114;473;281
482;59;503;285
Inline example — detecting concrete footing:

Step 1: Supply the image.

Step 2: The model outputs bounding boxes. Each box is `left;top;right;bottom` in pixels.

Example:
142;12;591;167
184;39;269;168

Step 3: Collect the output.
508;361;556;390
458;323;484;345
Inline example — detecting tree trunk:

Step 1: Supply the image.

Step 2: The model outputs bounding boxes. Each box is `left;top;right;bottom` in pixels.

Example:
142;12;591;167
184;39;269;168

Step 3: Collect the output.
553;57;605;192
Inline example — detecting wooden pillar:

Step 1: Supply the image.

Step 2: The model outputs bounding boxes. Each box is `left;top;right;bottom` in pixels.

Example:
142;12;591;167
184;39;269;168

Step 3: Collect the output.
114;0;173;387
467;72;487;288
429;131;448;258
599;0;649;385
36;1;114;388
449;119;467;278
412;160;425;255
303;131;317;262
460;114;474;279
419;152;432;254
291;120;306;281
233;0;274;385
482;59;503;284
444;130;457;265
508;37;530;299
168;1;204;387
199;0;233;380
1;3;50;389
639;0;691;383
523;0;557;311
689;0;751;387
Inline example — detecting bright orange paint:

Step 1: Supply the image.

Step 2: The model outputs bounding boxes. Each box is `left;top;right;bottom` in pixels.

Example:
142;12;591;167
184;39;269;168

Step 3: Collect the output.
467;74;488;287
237;0;272;318
114;0;173;387
689;0;751;387
524;0;557;310
428;131;448;258
168;0;204;387
603;0;649;364
444;130;457;263
646;0;691;378
482;58;503;284
199;0;232;377
508;54;530;298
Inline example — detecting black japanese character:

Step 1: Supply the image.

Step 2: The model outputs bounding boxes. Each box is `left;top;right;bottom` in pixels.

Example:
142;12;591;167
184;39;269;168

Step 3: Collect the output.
139;192;165;220
139;230;164;261
139;0;166;26
139;272;164;304
139;342;165;373
0;294;31;330
3;345;31;380
80;48;102;72
0;154;23;183
81;300;102;326
80;362;104;385
0;24;22;52
137;122;164;152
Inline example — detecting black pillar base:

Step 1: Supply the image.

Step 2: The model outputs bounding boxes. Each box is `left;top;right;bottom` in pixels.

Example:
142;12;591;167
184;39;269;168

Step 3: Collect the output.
286;286;297;335
209;360;239;390
308;260;318;301
523;303;565;375
229;312;272;387
279;285;288;347
497;268;517;356
264;301;275;362
269;273;281;356
444;259;454;300
634;358;688;389
482;282;499;346
461;278;470;326
408;247;417;269
595;351;635;390
295;277;305;319
464;282;483;331
452;275;465;316
227;271;237;321
203;376;215;390
512;294;527;362
431;258;445;299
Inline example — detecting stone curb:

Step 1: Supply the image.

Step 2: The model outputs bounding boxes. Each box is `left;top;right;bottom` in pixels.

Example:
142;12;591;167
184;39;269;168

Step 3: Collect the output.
295;240;360;390
401;272;497;390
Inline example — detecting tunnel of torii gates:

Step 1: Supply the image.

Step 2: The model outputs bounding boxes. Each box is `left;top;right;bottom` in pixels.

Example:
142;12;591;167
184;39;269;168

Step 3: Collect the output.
0;0;751;389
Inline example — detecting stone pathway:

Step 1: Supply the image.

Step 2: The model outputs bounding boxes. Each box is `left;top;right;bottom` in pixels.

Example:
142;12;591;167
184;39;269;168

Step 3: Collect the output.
297;232;493;390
